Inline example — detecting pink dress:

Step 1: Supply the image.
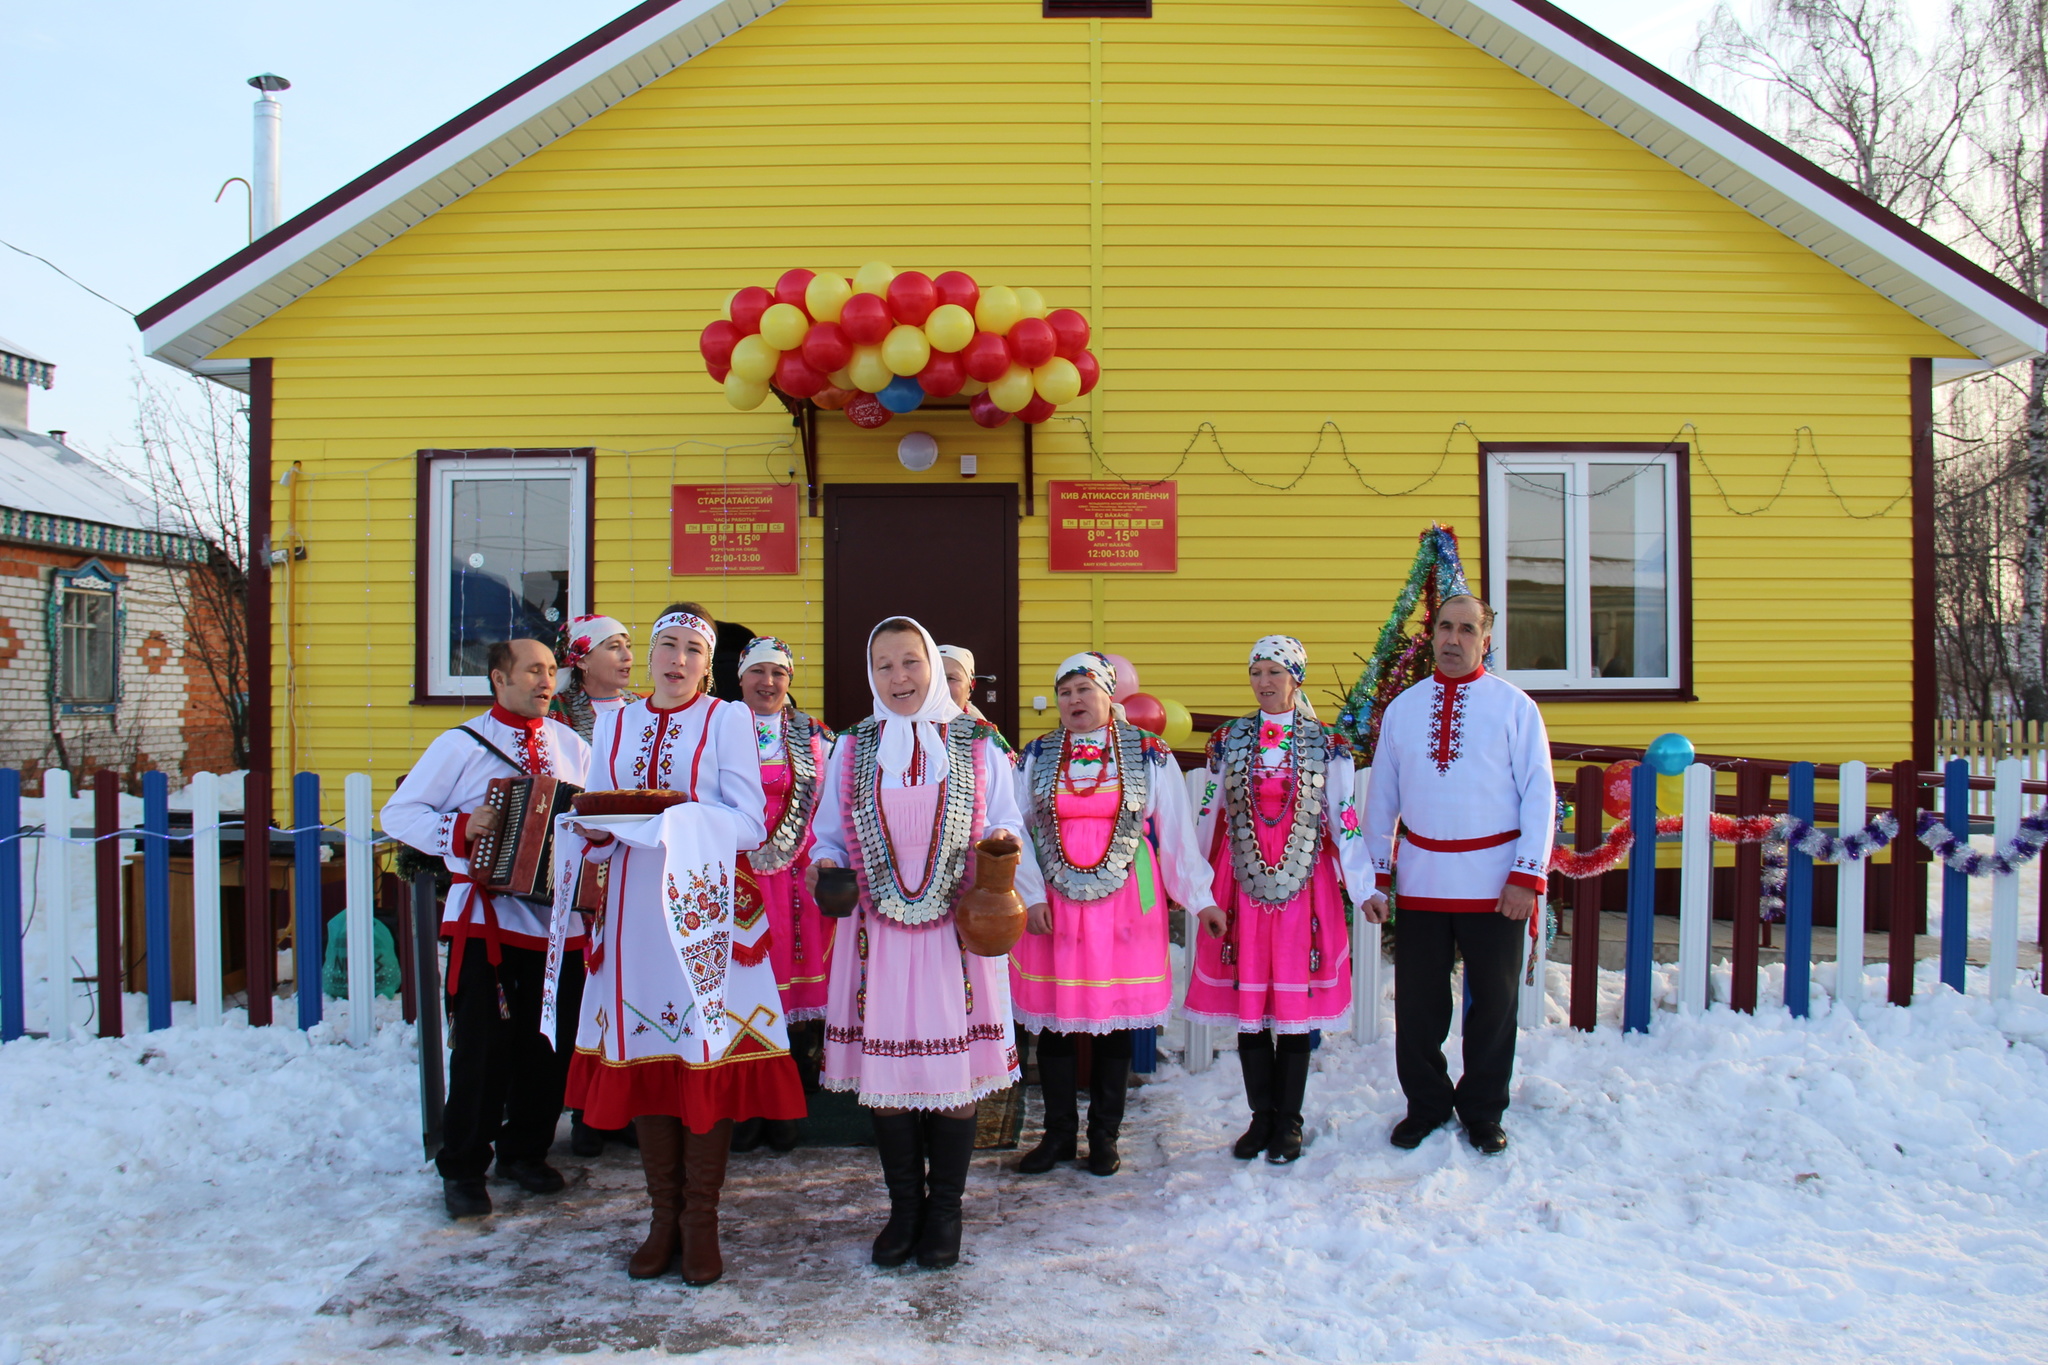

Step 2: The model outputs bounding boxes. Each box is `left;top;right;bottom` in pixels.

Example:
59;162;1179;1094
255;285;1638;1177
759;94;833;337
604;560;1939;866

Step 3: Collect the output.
812;720;1029;1110
739;712;835;1022
1183;712;1367;1034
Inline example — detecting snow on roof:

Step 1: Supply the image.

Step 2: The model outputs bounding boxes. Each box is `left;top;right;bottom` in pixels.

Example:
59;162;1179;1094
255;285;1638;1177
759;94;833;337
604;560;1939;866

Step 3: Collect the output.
0;426;164;534
138;0;2048;374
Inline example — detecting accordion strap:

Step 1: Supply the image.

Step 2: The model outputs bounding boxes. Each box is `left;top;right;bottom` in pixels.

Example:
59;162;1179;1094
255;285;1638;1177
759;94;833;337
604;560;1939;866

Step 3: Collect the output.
457;725;529;776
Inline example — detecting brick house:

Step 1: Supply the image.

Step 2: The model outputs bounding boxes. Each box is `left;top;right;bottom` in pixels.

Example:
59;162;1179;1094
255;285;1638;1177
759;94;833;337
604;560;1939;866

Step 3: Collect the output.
0;335;237;789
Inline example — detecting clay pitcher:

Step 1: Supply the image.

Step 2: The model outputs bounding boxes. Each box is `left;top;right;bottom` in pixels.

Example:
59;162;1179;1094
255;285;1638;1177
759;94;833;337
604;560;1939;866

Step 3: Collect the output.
955;835;1027;957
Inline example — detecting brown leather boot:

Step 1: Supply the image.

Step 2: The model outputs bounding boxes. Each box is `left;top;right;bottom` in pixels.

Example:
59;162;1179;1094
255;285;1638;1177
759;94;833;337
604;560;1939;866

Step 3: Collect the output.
627;1116;684;1279
679;1118;733;1287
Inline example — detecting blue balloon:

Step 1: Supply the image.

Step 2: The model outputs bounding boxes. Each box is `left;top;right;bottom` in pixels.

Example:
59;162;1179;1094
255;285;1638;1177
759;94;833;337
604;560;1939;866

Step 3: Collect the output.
1644;731;1695;776
878;375;925;414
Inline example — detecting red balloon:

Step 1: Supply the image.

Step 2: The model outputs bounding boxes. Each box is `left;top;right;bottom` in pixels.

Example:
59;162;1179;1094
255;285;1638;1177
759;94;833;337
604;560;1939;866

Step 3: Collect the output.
1073;349;1101;396
1047;308;1090;360
917;350;967;397
730;286;772;335
1602;760;1638;820
1006;316;1057;369
800;321;852;374
1018;394;1057;424
962;331;1012;383
969;391;1013;428
846;392;893;428
885;270;938;326
774;268;815;312
840;292;892;347
699;319;741;368
706;360;730;383
1121;692;1167;735
814;385;854;411
773;351;826;400
934;270;981;314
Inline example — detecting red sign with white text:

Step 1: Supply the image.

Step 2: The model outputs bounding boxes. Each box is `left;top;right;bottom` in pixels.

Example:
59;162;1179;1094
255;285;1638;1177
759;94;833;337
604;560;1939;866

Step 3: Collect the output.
671;483;799;575
1047;480;1178;573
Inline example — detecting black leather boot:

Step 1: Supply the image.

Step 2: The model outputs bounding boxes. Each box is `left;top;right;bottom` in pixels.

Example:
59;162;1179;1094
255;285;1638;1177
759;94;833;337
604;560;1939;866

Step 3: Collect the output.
1019;1050;1079;1173
1086;1055;1129;1177
1233;1033;1276;1159
1266;1043;1312;1164
869;1112;925;1267
915;1113;978;1269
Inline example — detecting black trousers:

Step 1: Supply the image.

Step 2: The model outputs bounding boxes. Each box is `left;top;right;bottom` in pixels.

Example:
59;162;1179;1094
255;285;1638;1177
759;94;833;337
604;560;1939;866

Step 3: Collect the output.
437;942;584;1179
1393;909;1526;1126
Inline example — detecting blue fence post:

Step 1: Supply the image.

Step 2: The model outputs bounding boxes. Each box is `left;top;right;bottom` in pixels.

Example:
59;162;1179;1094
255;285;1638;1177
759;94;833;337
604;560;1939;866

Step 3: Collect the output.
0;769;20;1042
1623;762;1657;1033
1941;758;1969;993
143;771;172;1031
1785;761;1815;1018
294;772;323;1029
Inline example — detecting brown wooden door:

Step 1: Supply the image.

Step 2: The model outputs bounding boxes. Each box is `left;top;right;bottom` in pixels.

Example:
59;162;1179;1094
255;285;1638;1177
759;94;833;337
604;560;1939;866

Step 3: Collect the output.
823;484;1018;740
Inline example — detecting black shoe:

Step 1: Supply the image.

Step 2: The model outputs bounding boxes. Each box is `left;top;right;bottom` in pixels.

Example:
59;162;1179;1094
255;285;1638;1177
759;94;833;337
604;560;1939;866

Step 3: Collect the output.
1085;1050;1129;1178
1264;1117;1303;1164
1465;1120;1508;1155
1390;1115;1444;1150
914;1114;978;1270
869;1112;925;1268
1019;1047;1080;1174
763;1118;800;1153
1086;1130;1121;1177
569;1114;605;1158
1232;1113;1274;1160
728;1116;767;1153
1264;1044;1309;1165
443;1177;491;1219
1016;1130;1076;1174
495;1158;566;1194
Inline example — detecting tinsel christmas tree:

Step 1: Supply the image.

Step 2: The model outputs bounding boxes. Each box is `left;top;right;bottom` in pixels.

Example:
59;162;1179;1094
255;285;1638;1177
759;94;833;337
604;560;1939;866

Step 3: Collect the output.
1335;523;1471;765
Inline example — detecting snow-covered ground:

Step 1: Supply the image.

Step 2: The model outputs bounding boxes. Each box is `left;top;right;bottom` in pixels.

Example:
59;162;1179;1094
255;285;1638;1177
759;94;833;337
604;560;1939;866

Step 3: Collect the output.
4;969;2047;1365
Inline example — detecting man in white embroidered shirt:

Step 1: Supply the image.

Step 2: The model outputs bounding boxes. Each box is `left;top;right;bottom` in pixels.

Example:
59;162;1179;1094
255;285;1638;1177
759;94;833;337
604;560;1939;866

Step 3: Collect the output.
1361;594;1554;1155
382;638;592;1218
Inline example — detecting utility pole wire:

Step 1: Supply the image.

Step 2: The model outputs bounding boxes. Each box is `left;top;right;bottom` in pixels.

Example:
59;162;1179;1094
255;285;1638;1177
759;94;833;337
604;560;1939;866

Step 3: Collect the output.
0;237;134;317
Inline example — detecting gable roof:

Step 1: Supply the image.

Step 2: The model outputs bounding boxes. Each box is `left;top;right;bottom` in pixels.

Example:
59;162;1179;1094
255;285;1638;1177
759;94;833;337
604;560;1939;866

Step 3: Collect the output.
139;0;2048;378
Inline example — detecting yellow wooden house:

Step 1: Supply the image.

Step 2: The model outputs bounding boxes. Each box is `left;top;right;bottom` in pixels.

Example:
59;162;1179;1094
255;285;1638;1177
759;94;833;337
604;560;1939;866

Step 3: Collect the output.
138;0;2048;811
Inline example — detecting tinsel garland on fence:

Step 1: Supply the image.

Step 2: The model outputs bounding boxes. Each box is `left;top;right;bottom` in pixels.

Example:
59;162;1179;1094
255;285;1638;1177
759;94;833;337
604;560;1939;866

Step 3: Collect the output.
1546;813;1779;880
1758;812;1901;921
1914;806;2048;875
1336;523;1470;764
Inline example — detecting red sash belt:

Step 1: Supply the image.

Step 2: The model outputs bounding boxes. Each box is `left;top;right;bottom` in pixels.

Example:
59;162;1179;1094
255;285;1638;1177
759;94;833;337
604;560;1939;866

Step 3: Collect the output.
443;873;504;996
1401;827;1520;853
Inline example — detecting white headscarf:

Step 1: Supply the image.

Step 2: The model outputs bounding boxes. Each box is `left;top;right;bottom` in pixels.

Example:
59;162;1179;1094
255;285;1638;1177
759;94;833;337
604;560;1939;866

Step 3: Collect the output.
936;644;976;677
739;635;795;675
868;616;961;777
1250;634;1318;720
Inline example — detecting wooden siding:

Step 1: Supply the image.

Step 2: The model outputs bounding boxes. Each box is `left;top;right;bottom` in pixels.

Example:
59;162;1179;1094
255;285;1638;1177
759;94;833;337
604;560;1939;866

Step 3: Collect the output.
215;0;1963;808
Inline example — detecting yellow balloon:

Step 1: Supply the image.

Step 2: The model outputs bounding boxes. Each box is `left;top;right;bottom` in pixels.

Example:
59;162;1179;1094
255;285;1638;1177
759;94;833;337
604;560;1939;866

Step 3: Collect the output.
1033;356;1082;406
960;377;988;396
724;372;770;410
1014;286;1049;320
805;272;851;324
729;333;779;384
847;344;894;393
882;324;932;377
827;366;855;390
989;363;1035;413
975;284;1023;337
759;302;809;352
721;290;737;322
924;303;975;353
853;259;897;296
1159;698;1194;750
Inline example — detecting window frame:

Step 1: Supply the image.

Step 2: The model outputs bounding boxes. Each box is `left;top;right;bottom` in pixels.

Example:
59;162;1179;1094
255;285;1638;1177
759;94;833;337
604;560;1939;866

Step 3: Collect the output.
50;558;126;716
414;447;593;705
1477;442;1694;702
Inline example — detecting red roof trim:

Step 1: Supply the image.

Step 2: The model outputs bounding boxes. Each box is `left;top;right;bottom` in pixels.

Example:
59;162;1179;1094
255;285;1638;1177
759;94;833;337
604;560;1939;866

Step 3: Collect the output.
1497;0;2048;332
136;0;697;331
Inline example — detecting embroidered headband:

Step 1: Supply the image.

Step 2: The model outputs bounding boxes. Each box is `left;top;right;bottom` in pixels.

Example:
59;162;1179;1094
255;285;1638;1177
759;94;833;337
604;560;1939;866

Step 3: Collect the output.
560;614;628;668
937;644;976;677
651;609;716;650
1055;651;1119;697
739;635;795;675
1249;635;1308;684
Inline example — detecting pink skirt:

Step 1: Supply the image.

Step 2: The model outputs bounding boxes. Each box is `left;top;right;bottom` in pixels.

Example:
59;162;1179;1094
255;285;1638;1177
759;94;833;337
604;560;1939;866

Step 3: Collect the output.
1010;788;1172;1034
821;781;1020;1109
751;861;834;1022
1182;773;1353;1034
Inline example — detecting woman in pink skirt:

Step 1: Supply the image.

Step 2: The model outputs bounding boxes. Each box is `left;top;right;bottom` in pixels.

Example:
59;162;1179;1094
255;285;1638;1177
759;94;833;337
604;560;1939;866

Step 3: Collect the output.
1183;635;1371;1163
807;616;1034;1270
1012;652;1214;1176
731;635;835;1153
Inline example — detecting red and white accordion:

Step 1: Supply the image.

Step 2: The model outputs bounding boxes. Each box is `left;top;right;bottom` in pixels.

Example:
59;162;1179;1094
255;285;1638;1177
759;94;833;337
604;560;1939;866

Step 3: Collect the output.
468;775;582;906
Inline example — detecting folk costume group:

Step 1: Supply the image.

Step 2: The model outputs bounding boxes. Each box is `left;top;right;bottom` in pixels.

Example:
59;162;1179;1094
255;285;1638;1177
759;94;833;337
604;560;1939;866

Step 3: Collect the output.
384;593;1553;1284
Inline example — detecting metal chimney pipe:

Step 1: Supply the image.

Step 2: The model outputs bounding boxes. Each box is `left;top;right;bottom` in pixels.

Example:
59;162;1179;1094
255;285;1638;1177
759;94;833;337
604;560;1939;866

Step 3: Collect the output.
248;73;291;238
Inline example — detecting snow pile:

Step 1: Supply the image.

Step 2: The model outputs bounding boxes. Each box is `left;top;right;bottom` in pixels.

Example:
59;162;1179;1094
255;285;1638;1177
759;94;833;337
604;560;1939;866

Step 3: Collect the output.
2;980;2046;1364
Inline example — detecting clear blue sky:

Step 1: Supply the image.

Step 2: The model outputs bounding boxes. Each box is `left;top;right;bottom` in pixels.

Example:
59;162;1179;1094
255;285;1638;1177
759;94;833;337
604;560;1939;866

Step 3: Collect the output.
2;0;1737;457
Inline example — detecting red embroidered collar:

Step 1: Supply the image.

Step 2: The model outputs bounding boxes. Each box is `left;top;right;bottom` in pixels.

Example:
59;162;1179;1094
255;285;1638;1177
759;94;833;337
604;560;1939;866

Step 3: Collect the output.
488;703;544;731
647;693;707;716
1432;666;1484;686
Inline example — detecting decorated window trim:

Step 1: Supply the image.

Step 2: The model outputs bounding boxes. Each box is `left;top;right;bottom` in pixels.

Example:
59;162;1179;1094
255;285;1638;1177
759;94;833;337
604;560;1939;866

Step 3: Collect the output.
1477;442;1694;702
414;448;593;705
50;558;126;717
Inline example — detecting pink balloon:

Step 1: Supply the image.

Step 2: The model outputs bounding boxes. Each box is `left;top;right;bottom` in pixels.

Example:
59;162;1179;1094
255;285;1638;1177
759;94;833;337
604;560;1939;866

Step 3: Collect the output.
1103;653;1141;701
